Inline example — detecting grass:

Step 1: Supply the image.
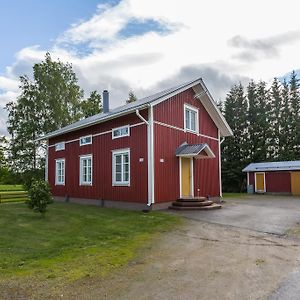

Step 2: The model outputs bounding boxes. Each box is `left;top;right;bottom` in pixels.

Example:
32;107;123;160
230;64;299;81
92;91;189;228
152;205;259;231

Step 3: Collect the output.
0;202;180;283
222;193;247;199
0;184;24;191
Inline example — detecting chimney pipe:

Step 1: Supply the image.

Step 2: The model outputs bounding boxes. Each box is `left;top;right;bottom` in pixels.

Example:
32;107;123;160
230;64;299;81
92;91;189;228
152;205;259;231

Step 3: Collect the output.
103;90;109;113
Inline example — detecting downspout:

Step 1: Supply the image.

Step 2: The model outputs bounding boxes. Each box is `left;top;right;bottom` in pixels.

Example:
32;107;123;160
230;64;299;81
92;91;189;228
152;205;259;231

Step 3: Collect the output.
136;108;154;207
218;132;225;199
45;140;49;182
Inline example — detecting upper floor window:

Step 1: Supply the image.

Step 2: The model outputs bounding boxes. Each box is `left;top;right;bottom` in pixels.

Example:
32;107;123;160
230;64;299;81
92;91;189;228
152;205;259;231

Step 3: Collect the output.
112;149;130;186
80;135;92;146
55;159;65;185
112;125;130;139
184;104;199;133
55;142;65;151
80;155;92;185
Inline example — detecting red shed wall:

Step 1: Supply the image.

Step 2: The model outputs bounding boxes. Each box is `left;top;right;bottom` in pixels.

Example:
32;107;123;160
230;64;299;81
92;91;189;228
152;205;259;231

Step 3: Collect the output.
153;88;220;202
248;171;291;193
48;110;148;203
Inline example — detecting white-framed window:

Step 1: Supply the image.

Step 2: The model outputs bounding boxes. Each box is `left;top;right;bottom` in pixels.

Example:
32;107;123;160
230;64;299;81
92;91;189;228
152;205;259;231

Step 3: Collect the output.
80;135;92;146
184;104;199;133
55;142;65;151
79;155;92;185
112;149;130;186
55;159;65;185
112;125;130;139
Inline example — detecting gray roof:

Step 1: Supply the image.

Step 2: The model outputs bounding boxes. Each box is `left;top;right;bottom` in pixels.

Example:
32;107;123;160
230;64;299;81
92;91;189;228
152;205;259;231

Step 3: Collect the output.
176;143;208;156
38;77;232;140
242;161;300;172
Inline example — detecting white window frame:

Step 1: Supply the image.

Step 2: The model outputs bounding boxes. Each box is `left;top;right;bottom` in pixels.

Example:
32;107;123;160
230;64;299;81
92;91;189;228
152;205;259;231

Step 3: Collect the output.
55;158;65;185
112;149;130;186
79;154;93;186
55;142;65;151
112;125;130;139
79;135;92;146
184;104;199;133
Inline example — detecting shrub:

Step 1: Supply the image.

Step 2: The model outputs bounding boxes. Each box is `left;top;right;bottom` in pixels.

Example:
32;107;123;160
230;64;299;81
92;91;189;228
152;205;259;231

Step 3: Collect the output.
26;180;53;215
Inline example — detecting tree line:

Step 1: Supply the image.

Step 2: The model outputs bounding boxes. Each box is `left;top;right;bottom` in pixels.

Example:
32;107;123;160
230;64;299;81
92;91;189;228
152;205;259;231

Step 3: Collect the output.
0;53;136;187
221;71;300;192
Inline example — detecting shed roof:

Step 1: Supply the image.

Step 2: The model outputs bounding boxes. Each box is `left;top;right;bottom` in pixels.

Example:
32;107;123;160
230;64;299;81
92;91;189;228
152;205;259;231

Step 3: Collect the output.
242;161;300;172
37;77;232;141
175;143;215;158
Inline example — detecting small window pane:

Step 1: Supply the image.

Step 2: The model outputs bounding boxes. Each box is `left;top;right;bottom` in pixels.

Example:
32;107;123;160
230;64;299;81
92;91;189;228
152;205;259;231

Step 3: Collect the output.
116;155;121;163
116;173;122;181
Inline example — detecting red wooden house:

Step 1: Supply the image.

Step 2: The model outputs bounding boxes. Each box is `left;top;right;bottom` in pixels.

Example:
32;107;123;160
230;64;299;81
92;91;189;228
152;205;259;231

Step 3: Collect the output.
40;78;232;210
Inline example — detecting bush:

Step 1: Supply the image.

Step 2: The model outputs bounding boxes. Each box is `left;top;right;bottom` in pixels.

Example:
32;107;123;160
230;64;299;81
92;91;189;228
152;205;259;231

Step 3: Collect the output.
26;180;53;215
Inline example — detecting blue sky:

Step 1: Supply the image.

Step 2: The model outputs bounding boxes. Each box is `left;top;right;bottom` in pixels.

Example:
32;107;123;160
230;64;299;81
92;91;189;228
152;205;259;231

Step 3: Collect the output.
0;0;109;72
1;0;300;135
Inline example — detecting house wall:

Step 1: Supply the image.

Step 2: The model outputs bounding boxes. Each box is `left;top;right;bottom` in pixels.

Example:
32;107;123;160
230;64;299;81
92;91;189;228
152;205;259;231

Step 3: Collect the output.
248;171;291;193
153;88;220;202
48;110;148;204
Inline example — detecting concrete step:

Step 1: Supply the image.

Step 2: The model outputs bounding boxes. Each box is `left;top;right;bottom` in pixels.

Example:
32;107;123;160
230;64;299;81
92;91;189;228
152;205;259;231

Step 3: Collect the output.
172;200;213;207
169;203;222;211
177;197;207;202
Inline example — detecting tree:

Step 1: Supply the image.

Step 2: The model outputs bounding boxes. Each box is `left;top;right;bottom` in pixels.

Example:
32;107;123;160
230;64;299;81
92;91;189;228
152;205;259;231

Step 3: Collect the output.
222;83;248;192
268;78;282;159
289;71;300;158
126;91;137;104
6;53;84;180
80;91;102;118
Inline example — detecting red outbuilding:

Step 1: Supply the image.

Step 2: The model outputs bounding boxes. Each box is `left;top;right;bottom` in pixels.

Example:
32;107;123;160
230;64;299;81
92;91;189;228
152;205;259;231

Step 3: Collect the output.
243;161;300;196
40;78;233;210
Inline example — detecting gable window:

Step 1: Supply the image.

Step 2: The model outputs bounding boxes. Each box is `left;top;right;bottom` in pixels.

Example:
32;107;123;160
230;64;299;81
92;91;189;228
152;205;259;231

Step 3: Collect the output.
55;159;65;185
80;135;92;146
80;155;92;185
55;142;65;151
184;104;198;133
112;125;130;139
112;149;130;186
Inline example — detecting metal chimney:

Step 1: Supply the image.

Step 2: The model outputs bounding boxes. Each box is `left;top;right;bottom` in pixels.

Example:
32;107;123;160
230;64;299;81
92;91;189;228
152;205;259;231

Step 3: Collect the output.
103;90;109;113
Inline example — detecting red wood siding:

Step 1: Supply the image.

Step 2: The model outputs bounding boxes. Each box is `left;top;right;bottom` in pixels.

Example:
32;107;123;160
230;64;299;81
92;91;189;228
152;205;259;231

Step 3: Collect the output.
48;110;148;203
266;172;291;193
248;171;291;193
154;88;218;138
153;88;220;202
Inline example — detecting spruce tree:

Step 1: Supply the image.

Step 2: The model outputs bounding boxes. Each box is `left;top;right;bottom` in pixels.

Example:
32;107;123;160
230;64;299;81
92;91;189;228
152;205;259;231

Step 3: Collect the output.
222;83;248;192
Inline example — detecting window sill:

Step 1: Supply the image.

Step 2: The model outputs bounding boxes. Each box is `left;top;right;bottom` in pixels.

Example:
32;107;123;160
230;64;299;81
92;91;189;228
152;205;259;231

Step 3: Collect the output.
55;183;65;186
112;183;130;187
184;128;198;134
80;183;93;186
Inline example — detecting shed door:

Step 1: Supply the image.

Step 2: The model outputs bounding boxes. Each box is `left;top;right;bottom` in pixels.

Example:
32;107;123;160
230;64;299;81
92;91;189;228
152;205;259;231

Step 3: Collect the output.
291;172;300;196
255;173;265;193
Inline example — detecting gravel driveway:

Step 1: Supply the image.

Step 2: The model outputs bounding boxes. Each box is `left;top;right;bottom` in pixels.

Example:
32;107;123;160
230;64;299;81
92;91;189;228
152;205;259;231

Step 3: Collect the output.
173;195;300;235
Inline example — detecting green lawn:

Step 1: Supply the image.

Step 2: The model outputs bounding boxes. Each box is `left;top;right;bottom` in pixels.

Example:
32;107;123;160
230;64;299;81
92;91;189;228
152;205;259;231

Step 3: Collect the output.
0;184;24;191
222;193;247;199
0;202;180;284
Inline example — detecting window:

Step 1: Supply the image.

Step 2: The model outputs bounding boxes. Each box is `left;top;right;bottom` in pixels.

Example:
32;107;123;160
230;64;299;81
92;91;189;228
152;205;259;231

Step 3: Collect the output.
184;104;198;133
55;159;65;185
55;142;65;151
112;149;130;186
80;155;92;185
80;135;92;146
112;125;130;139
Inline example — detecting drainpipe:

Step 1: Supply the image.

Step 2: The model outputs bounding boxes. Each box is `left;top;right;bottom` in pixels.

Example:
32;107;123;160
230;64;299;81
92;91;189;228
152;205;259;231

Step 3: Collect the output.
136;108;153;208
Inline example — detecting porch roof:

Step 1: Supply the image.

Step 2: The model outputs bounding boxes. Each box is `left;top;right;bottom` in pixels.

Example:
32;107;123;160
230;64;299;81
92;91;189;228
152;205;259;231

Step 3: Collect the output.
175;143;215;158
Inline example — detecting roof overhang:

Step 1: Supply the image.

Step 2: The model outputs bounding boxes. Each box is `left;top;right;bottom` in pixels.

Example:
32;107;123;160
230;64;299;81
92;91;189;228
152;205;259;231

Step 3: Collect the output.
176;143;215;159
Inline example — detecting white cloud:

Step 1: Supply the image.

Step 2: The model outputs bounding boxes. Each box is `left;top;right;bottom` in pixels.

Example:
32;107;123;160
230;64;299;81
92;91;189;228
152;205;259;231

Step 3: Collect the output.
1;0;300;136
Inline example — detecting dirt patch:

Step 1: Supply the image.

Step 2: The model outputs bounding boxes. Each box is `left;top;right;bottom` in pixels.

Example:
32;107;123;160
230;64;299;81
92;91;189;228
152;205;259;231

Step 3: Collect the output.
8;219;299;300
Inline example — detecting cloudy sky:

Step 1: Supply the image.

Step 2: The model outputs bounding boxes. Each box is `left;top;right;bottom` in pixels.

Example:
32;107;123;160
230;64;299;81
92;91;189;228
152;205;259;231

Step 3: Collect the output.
1;0;300;135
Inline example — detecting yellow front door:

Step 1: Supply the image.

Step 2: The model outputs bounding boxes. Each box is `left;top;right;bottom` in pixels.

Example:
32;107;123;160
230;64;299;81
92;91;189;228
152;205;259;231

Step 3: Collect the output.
255;173;265;193
181;158;191;197
291;172;300;196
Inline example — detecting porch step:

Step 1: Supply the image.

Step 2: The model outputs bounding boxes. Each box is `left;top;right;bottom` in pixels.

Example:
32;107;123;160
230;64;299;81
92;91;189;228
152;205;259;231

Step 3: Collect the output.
177;197;207;202
172;200;213;207
169;203;222;210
